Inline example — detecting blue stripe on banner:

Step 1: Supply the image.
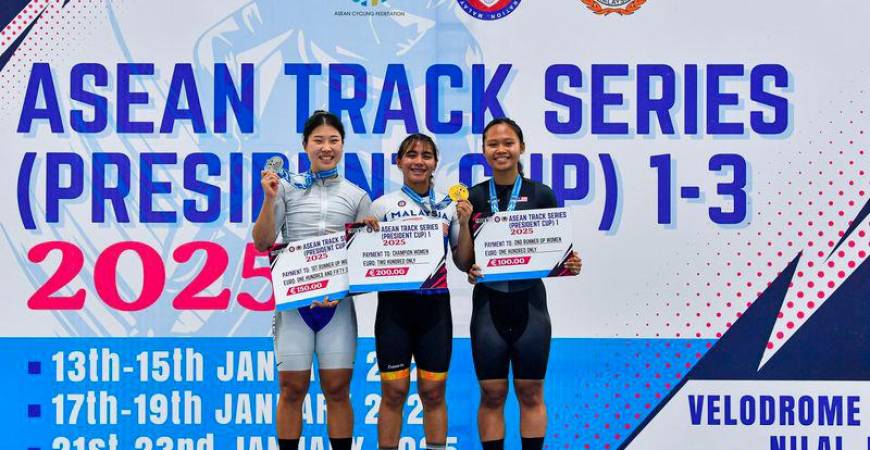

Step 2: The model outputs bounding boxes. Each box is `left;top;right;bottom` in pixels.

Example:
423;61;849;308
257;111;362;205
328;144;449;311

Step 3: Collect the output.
275;290;349;310
0;337;713;450
349;282;422;293
480;269;551;282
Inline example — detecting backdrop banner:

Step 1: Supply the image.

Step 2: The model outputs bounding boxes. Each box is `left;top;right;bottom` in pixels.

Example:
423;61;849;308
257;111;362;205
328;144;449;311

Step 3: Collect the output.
1;1;868;449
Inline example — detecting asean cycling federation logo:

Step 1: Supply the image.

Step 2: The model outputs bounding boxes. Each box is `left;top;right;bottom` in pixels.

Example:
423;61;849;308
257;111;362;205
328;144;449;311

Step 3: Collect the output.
457;0;522;21
338;0;404;16
580;0;646;15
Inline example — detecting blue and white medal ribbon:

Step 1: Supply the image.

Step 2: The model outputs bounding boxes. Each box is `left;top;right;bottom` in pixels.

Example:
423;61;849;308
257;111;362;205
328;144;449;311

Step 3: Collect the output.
488;175;523;213
291;167;339;189
263;156;339;190
401;185;452;213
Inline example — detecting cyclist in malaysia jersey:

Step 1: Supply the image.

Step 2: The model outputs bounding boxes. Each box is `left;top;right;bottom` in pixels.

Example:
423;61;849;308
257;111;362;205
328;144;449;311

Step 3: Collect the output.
252;111;376;450
454;118;583;450
363;133;473;450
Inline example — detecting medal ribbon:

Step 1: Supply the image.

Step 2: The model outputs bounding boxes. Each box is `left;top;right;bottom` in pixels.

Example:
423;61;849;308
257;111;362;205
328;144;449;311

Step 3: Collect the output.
291;167;339;189
401;185;452;213
488;175;523;213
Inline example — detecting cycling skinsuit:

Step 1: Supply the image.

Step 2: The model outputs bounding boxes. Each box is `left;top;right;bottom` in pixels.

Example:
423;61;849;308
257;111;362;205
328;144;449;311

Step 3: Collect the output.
467;178;557;380
271;174;371;371
368;188;460;381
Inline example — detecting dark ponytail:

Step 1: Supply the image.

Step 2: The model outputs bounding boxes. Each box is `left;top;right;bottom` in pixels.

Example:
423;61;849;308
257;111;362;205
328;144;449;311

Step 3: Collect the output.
482;117;525;177
302;110;345;144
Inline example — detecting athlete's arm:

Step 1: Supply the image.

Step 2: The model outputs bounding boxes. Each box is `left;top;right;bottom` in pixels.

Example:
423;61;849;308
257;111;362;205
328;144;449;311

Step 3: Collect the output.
539;183;582;274
467;264;482;284
252;170;281;251
358;194;380;230
538;183;558;209
452;200;474;271
360;216;381;231
354;193;373;221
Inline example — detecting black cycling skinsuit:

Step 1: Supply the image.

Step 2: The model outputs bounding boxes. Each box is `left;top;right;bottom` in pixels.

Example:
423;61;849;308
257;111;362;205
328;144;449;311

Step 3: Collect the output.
468;178;557;380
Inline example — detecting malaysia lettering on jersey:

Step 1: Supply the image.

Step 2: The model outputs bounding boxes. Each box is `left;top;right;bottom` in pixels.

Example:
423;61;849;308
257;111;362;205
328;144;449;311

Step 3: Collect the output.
371;189;460;250
385;208;450;222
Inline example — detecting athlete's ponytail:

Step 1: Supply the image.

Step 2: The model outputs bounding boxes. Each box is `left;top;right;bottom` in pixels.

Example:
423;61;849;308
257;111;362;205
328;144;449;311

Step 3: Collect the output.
302;110;345;145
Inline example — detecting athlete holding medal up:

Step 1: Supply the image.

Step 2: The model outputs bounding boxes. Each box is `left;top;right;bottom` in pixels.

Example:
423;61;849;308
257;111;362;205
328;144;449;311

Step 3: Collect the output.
252;111;375;450
454;118;582;450
363;134;473;450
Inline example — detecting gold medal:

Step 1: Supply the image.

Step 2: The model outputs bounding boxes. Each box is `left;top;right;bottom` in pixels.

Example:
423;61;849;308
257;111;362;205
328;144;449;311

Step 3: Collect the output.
448;183;469;202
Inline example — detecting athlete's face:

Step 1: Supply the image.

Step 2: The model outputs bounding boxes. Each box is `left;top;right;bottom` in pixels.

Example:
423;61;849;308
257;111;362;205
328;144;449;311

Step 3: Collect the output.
397;141;438;188
483;124;524;174
304;125;344;173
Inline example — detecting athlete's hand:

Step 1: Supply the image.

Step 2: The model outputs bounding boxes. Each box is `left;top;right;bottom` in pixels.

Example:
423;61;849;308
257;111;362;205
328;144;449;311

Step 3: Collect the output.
467;264;482;284
455;200;473;226
310;296;340;308
361;216;380;231
261;170;280;201
565;251;582;275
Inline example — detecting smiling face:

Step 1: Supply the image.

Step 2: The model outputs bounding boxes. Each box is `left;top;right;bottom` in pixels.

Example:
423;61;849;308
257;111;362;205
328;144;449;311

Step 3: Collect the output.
483;123;524;174
397;139;438;190
303;124;344;173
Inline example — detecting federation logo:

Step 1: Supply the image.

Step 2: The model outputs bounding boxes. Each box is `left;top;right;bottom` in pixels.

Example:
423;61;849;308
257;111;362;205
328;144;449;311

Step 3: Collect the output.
337;0;404;17
580;0;646;15
456;0;521;21
352;0;387;6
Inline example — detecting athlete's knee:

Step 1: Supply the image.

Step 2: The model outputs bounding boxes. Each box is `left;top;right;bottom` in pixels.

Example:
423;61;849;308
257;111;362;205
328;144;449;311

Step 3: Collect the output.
278;378;308;405
479;384;508;409
418;382;446;410
515;383;545;410
381;382;409;409
320;379;351;404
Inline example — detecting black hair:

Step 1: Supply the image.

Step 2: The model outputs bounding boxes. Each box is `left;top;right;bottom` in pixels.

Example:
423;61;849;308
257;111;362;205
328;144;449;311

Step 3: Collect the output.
397;133;439;161
482;117;525;177
302;110;345;144
397;133;439;186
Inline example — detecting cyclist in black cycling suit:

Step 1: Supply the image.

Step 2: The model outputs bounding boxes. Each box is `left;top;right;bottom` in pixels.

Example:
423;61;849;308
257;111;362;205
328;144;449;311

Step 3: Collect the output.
455;118;582;450
365;134;473;450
